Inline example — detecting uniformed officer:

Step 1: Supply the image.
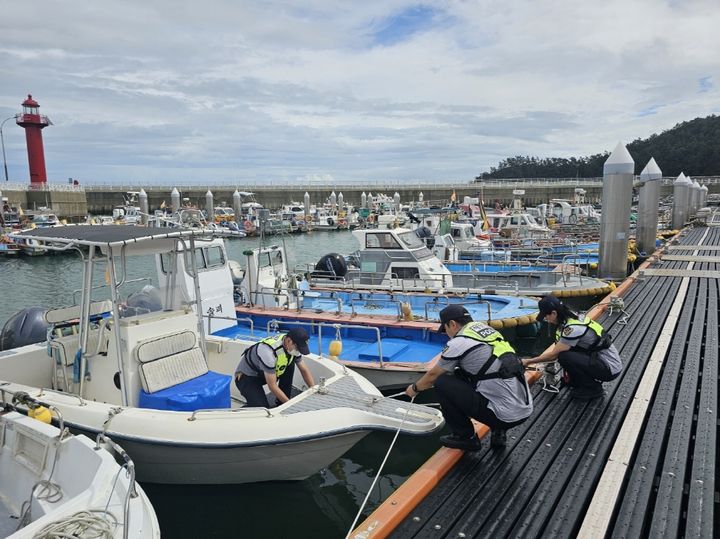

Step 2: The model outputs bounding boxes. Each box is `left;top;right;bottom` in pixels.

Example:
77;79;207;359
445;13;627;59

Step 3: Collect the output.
523;296;622;400
234;328;316;407
406;305;533;451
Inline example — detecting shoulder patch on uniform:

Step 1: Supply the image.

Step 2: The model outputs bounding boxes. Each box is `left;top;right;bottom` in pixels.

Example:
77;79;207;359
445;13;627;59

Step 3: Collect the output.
562;326;574;337
441;344;449;355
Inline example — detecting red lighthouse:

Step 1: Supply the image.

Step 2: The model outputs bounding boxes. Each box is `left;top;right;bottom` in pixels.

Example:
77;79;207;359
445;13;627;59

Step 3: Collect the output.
16;94;51;185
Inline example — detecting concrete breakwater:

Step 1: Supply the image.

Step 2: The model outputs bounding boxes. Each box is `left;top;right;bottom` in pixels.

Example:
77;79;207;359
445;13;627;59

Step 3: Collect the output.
2;177;719;218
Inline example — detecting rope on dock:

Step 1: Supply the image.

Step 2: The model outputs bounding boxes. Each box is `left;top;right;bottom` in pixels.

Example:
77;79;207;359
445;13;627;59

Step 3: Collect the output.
346;394;417;539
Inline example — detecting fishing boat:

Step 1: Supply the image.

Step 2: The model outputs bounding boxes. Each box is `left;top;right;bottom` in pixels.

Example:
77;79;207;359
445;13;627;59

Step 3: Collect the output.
220;243;539;388
0;226;443;485
305;227;615;298
0;397;159;538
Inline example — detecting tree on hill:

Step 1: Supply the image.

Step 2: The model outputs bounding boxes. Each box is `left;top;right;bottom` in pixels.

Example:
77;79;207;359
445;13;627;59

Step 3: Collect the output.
476;115;720;179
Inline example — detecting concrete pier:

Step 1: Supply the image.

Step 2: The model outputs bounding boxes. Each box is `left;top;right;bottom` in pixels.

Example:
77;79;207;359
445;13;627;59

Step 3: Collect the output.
1;176;719;219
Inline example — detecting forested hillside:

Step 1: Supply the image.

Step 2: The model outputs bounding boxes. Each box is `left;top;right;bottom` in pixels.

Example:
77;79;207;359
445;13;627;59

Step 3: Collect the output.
476;115;720;179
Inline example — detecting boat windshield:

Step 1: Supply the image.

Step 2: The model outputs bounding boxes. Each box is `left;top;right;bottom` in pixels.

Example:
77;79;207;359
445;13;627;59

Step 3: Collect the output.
397;231;425;249
397;231;434;260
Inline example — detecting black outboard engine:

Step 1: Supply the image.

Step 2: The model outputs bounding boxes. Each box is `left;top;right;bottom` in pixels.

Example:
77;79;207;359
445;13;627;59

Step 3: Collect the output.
313;253;348;279
0;306;49;351
414;226;435;249
406;211;421;224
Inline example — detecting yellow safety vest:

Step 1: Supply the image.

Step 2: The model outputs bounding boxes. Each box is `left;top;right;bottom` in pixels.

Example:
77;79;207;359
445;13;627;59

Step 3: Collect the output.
457;322;516;359
254;334;294;377
556;317;604;343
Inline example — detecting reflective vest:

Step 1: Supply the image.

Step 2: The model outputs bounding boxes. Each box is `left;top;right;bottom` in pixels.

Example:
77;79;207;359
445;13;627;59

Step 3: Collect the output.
455;322;529;403
246;333;294;377
556;317;610;351
457;322;515;359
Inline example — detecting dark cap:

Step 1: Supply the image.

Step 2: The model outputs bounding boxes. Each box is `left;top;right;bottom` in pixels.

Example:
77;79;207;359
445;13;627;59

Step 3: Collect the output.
438;304;471;332
537;295;563;322
286;327;310;355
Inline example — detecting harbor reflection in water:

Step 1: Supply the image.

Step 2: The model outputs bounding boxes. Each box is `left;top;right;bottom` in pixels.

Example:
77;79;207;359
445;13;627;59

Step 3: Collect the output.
142;416;443;538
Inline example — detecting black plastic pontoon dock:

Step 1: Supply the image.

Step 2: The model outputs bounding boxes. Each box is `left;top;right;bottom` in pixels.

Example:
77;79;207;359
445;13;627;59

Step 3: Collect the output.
389;225;718;538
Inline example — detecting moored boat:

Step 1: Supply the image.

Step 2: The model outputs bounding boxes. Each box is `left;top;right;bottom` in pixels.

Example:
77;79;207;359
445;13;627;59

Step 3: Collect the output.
0;398;159;538
1;226;443;484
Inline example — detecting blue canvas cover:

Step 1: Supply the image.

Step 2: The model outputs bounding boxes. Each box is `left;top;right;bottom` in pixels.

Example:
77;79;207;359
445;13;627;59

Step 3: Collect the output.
138;371;231;411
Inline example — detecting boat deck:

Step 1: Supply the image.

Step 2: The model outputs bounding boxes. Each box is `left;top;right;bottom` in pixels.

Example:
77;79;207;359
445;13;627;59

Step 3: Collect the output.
0;497;17;538
355;225;719;538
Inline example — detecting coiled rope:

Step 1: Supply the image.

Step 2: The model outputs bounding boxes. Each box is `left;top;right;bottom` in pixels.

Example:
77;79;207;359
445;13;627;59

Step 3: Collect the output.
31;509;119;538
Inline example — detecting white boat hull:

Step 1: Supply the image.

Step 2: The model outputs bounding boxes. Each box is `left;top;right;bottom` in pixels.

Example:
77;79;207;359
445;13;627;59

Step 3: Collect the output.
90;430;368;484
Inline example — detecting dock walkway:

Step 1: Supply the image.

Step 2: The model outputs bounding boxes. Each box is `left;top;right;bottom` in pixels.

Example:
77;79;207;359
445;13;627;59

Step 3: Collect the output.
357;225;718;538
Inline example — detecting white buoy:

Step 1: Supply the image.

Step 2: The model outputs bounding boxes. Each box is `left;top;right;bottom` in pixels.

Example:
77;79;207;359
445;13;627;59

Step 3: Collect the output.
393;192;400;211
636;158;661;255
598;142;634;280
360;192;367;208
338;192;344;209
171;188;180;213
139;189;149;225
418;191;424;203
671;173;691;229
367;191;373;209
233;190;242;221
690;179;701;216
330;191;337;211
304;192;310;216
206;190;214;222
700;184;708;208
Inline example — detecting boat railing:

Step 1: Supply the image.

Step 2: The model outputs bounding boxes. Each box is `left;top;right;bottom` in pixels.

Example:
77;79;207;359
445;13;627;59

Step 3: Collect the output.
299;292;343;315
251;287;293;310
0;387;69;436
188;407;274;421
423;295;450;320
72;277;153;305
350;297;403;320
95;433;138;539
202;313;255;335
265;318;384;366
559;254;586;286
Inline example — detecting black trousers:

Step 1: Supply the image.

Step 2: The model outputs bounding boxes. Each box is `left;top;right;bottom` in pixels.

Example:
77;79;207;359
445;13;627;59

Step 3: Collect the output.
434;374;527;438
235;362;296;408
558;349;619;390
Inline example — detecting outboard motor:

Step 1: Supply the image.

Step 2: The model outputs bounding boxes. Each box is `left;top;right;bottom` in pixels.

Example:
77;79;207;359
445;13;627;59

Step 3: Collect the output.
0;306;49;351
406;211;421;224
313;253;348;278
414;226;435;248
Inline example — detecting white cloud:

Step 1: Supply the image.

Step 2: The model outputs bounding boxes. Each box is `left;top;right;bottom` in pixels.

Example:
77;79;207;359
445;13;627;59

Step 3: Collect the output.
0;0;718;183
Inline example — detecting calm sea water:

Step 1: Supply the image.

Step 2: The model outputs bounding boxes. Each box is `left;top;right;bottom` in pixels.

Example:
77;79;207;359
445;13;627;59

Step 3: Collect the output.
0;230;444;538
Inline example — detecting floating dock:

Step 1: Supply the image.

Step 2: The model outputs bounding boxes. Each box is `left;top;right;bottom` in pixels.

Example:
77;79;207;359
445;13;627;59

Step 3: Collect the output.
353;223;718;538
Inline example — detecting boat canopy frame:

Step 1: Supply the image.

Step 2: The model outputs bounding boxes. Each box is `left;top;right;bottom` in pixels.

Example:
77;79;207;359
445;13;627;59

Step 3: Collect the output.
10;225;211;406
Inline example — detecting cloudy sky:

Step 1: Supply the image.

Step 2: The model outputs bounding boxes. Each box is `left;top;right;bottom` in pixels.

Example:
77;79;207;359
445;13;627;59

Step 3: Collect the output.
0;0;718;185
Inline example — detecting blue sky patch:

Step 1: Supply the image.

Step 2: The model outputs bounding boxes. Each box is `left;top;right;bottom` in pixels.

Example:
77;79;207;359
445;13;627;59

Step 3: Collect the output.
698;76;712;92
371;5;442;46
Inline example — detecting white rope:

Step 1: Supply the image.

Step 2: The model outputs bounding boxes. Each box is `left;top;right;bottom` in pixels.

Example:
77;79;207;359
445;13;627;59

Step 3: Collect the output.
31;509;119;539
345;395;416;539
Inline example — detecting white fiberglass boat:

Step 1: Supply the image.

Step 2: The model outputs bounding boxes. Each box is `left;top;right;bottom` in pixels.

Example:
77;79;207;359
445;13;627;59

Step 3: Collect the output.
1;226;443;485
0;397;159;538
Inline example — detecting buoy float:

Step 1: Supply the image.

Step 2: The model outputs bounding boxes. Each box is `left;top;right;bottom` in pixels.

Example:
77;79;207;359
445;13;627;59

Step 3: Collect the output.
329;340;343;358
401;302;413;321
29;405;52;424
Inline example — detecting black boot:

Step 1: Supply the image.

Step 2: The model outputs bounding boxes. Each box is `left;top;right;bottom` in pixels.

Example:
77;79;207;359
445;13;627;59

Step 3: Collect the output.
490;429;507;448
439;433;482;451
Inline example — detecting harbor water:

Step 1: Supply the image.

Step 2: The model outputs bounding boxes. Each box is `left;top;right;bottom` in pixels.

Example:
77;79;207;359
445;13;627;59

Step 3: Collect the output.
0;230;444;538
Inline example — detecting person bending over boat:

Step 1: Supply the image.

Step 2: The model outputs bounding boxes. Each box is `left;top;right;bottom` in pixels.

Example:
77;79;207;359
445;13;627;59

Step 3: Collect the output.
235;328;316;408
406;305;533;451
522;296;622;400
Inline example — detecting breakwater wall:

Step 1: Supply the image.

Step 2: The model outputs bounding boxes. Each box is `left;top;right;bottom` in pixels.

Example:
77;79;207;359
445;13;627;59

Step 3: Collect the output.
3;177;720;218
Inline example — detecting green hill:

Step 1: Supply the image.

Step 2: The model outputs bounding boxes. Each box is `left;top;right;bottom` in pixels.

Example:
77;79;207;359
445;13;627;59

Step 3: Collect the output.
476;115;720;179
